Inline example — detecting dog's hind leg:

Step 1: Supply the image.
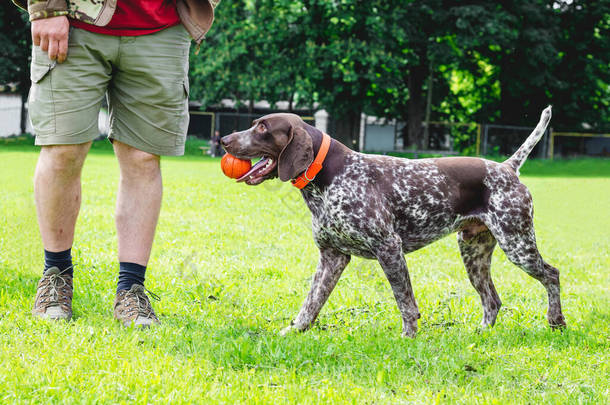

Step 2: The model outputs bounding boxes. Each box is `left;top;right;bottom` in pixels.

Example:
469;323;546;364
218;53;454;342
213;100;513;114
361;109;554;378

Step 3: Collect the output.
281;247;350;335
376;236;420;337
484;203;566;328
457;228;502;327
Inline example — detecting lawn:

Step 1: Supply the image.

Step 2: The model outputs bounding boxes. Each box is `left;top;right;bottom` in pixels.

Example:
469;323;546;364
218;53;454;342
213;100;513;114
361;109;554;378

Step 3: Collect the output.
0;140;608;404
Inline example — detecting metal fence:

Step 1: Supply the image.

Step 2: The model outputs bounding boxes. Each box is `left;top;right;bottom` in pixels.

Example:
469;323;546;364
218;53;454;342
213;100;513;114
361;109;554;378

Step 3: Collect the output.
481;124;549;158
187;111;315;139
362;120;481;156
362;120;610;159
4;99;609;158
549;130;610;159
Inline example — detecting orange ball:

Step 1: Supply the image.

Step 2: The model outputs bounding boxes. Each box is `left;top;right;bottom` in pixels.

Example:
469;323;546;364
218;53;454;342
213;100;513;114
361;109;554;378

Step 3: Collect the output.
221;153;252;179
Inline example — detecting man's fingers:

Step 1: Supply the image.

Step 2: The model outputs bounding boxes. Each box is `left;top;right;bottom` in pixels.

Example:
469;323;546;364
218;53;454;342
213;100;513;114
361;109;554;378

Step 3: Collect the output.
57;37;68;63
32;30;41;46
31;16;69;60
48;40;59;61
40;36;49;52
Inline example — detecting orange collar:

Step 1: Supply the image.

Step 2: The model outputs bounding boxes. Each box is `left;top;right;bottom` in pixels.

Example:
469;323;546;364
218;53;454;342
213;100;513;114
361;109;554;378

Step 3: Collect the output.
291;133;331;189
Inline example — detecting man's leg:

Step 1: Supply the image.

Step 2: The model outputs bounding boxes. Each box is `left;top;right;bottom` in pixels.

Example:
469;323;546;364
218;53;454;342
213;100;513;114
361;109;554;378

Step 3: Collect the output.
108;25;190;327
35;143;91;252
112;140;162;327
32;142;91;320
114;140;162;279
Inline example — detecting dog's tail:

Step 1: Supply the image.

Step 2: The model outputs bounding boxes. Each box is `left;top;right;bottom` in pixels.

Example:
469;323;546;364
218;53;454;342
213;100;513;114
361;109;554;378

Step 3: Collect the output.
503;106;552;175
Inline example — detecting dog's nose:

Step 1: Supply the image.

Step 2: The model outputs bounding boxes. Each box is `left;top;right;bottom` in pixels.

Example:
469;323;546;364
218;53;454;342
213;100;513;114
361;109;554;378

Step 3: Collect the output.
220;135;232;148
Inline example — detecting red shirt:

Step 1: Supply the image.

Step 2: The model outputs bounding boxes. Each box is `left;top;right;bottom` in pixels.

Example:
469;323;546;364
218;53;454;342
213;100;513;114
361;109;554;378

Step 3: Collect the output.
70;0;181;36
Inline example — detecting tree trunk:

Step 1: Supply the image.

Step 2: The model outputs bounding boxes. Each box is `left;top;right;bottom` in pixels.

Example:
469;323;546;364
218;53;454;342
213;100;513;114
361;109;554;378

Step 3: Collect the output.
498;56;527;125
423;63;434;150
333;110;361;150
20;90;28;134
499;63;517;125
288;92;294;112
233;93;240;132
407;63;427;150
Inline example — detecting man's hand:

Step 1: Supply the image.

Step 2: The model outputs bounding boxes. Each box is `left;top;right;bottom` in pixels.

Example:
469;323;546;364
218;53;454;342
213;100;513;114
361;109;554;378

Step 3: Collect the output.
31;16;69;63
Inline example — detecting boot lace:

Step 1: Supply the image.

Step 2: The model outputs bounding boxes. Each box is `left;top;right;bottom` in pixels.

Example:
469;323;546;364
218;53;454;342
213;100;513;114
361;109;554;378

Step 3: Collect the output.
123;285;160;319
40;267;72;309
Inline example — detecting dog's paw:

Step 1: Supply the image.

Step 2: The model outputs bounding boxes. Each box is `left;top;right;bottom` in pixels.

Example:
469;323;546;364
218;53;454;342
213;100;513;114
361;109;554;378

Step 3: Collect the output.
548;310;566;330
401;329;417;339
400;318;419;338
279;325;295;336
279;323;308;336
549;316;566;330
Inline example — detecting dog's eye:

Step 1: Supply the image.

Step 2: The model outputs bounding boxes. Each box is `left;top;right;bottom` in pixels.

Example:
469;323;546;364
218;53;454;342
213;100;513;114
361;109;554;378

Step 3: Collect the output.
256;123;267;133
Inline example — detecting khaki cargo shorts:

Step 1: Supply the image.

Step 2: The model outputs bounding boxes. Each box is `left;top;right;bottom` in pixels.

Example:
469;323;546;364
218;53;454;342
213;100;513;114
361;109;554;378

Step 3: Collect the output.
28;24;191;156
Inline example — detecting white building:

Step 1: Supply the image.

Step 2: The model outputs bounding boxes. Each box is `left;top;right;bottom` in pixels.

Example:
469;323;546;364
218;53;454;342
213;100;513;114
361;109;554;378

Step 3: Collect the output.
0;93;31;137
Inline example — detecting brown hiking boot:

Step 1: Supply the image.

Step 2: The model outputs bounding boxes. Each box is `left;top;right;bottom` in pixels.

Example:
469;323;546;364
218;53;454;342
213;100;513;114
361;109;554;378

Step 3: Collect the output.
114;284;160;327
32;267;73;320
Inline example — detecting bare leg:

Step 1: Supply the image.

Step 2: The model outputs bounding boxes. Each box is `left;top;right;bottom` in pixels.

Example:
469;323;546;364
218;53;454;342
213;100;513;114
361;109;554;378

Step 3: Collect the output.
281;247;350;334
376;236;420;337
457;230;502;327
34;142;92;251
113;141;162;266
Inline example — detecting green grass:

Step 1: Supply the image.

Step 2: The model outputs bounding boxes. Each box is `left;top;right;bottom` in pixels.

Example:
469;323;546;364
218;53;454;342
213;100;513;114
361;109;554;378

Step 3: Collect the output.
0;140;609;404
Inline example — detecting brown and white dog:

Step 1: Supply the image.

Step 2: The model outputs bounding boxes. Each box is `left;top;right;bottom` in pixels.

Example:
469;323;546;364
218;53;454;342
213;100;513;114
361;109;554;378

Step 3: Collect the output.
221;106;565;337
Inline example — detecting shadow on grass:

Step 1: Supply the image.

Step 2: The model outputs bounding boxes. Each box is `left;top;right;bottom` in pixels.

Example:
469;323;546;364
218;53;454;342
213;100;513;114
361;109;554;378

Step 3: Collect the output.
1;263;606;401
0;269;93;321
153;308;607;385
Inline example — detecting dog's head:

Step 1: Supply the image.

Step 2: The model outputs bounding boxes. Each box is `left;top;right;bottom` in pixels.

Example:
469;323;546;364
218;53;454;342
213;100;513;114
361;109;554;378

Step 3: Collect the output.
221;113;314;185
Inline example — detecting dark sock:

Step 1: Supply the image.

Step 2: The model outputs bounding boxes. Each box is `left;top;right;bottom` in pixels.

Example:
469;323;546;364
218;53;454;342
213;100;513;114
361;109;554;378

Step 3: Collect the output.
117;262;147;293
44;248;73;277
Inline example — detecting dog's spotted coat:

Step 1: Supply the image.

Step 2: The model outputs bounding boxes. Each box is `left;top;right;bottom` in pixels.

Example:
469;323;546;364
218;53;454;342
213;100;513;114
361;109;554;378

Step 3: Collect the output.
221;106;565;337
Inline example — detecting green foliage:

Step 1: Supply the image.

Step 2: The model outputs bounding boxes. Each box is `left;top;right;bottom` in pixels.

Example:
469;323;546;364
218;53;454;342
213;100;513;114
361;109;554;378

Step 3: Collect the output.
190;0;395;147
189;0;315;111
0;5;30;92
443;0;610;130
1;143;609;402
0;5;31;134
551;0;610;131
189;0;609;145
3;0;609;151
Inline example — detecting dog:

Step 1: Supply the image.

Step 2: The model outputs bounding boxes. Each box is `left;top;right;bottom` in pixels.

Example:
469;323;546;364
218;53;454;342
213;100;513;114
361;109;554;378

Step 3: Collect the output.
221;106;565;337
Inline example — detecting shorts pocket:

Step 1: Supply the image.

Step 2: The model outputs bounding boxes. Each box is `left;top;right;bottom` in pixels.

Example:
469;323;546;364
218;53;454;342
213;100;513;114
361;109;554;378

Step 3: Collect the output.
31;61;52;84
183;79;190;98
30;43;55;83
28;60;56;135
175;79;190;147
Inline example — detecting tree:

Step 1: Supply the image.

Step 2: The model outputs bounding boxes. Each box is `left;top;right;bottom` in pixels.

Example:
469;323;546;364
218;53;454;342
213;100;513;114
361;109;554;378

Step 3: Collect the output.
296;0;390;149
190;0;391;149
449;0;610;131
364;1;508;148
551;0;610;131
0;5;32;134
187;0;609;150
368;0;609;143
364;0;445;148
189;0;315;116
486;0;560;125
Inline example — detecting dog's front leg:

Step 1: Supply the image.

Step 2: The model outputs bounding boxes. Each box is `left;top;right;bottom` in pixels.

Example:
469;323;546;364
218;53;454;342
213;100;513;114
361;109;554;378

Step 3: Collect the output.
376;236;420;337
280;247;350;335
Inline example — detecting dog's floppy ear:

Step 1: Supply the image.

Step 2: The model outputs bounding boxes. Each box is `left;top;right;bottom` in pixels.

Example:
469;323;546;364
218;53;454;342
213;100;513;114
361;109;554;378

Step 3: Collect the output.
278;126;314;182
